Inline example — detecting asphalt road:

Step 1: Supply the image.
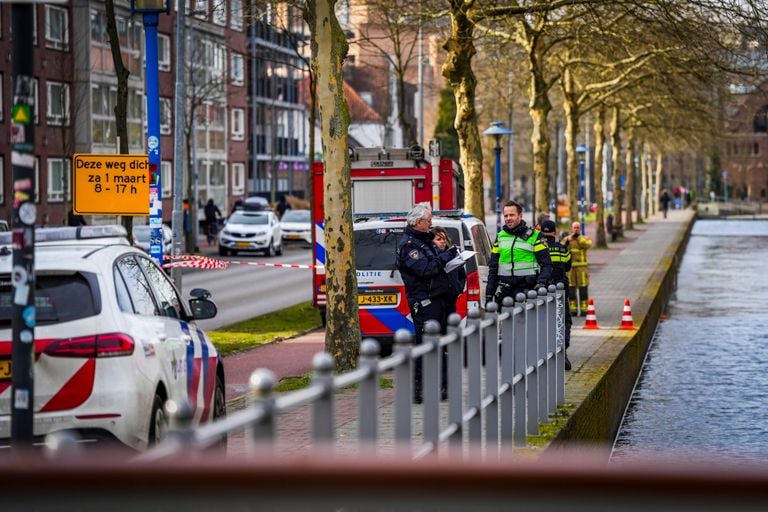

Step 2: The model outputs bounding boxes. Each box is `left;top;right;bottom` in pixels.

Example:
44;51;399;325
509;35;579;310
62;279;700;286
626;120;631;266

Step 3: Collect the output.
180;244;314;330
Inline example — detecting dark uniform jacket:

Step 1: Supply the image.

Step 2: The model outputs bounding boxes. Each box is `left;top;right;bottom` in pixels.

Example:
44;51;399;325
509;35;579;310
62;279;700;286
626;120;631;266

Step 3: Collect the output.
545;236;572;287
397;226;456;305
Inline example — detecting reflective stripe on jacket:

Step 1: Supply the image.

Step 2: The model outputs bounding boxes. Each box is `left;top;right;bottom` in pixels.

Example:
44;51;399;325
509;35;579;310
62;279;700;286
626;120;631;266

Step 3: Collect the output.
492;228;546;277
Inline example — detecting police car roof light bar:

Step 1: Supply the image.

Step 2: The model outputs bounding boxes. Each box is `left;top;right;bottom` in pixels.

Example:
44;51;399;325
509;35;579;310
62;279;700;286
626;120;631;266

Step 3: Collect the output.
351;209;466;222
0;225;128;246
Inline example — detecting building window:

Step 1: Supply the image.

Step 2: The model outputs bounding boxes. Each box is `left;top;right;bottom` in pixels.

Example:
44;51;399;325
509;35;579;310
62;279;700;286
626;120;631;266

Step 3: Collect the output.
231;108;245;141
231;52;244;86
0;156;4;204
46;81;70;126
194;0;208;20
232;163;245;195
212;43;226;80
47;158;70;202
158;33;171;72
45;5;69;51
213;0;226;25
230;0;243;30
160;97;172;135
161;160;172;198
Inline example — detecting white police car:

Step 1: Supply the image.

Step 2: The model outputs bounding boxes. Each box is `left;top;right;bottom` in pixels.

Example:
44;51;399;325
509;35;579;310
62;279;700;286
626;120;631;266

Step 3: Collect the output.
352;211;492;353
0;226;224;450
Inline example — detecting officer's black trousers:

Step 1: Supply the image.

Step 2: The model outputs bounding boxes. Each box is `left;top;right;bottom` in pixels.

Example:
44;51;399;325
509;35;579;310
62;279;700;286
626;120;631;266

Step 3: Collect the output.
409;299;448;399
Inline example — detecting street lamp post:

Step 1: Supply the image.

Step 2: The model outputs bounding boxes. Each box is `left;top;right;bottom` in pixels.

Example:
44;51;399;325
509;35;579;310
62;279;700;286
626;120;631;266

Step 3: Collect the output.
483;122;513;233
132;0;170;267
577;144;587;235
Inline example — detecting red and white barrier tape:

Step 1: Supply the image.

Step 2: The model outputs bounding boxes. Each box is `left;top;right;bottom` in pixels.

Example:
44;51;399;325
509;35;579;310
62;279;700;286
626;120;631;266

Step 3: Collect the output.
162;254;320;270
162;255;229;270
229;260;318;269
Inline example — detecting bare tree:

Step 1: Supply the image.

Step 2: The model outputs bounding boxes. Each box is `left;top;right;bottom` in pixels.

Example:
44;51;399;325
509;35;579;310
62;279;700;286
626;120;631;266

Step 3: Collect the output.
105;0;133;241
307;0;360;371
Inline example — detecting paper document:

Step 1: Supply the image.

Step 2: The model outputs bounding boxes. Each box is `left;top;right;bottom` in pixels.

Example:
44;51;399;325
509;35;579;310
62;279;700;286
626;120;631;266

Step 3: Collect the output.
444;250;476;273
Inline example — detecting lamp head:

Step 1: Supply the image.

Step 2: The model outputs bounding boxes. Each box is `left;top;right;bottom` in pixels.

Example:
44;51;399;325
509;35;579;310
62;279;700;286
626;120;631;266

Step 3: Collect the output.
131;0;170;14
482;121;513;148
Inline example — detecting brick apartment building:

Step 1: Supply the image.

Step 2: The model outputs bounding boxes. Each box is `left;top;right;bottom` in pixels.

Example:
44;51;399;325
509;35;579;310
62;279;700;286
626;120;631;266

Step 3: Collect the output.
0;0;309;225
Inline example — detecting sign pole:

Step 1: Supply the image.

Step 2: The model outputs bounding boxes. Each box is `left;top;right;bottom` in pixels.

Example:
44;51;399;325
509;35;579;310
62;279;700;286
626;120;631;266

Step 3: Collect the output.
10;3;36;448
140;10;163;267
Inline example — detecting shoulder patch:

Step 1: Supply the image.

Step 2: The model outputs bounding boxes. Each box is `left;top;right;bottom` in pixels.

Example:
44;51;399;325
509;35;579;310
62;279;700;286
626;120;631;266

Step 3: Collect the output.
409;249;420;260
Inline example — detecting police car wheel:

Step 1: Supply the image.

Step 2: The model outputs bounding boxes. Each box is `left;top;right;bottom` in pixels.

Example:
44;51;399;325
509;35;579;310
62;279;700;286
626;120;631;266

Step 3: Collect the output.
148;393;167;446
213;375;226;420
275;243;283;256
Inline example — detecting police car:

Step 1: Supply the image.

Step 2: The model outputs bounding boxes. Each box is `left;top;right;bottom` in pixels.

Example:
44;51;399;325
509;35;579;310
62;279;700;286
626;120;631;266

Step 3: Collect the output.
0;226;225;450
353;211;492;353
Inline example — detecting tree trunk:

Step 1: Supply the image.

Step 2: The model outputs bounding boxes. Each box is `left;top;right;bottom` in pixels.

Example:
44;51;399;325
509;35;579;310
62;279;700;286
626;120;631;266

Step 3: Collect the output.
396;68;416;144
309;0;360;371
624;132;635;230
562;71;579;223
610;106;623;235
528;44;552;218
655;152;663;216
106;0;133;240
593;107;607;248
442;0;484;219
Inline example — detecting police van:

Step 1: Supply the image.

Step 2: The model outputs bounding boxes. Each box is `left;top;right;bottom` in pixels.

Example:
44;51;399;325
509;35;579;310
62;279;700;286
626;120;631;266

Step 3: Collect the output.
353;211;492;353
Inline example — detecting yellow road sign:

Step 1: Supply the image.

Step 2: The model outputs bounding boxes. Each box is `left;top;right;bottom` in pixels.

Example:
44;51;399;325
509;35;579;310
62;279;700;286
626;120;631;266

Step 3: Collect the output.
72;154;151;216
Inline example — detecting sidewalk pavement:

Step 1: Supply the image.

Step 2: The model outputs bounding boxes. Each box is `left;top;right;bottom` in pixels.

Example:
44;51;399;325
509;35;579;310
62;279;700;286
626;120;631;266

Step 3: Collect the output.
220;208;696;454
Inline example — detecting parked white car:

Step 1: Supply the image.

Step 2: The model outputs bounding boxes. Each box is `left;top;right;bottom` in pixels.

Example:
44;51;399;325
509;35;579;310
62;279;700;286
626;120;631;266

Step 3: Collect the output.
0;225;224;450
279;209;312;245
218;210;283;257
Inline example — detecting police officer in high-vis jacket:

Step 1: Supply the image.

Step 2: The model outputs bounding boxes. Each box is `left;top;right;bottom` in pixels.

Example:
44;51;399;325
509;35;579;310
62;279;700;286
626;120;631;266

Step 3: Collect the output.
486;200;553;307
397;203;456;403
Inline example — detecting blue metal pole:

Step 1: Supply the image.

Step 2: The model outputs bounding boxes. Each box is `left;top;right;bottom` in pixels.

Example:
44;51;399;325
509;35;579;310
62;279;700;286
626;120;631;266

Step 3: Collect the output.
143;13;163;266
579;157;586;235
495;144;502;233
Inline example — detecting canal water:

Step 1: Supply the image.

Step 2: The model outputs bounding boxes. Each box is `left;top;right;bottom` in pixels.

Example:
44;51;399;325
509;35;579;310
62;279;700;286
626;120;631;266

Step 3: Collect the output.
611;219;768;463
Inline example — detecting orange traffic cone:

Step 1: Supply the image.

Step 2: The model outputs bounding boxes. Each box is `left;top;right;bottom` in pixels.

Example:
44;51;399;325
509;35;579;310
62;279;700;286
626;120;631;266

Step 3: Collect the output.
582;298;600;329
619;298;636;330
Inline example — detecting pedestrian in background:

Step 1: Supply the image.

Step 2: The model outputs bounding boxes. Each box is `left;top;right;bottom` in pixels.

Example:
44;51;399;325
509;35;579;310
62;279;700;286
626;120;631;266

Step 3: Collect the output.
486;200;553;307
660;189;671;218
67;209;87;227
397;203;456;403
541;220;572;370
204;198;222;246
564;221;592;316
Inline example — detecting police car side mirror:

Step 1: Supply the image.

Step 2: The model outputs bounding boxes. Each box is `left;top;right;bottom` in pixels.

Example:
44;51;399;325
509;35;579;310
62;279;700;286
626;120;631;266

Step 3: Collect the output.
189;297;217;320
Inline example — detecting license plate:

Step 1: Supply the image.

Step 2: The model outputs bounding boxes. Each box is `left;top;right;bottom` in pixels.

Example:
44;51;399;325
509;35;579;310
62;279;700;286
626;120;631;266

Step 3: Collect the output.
286;234;302;240
235;242;251;248
0;360;10;380
358;294;397;306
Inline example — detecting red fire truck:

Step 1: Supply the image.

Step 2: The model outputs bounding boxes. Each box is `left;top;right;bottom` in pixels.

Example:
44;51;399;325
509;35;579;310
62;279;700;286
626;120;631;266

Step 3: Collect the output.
312;146;483;342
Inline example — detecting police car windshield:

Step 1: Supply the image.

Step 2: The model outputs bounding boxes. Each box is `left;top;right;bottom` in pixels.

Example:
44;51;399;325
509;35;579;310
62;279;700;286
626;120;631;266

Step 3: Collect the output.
354;225;462;270
355;229;402;270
